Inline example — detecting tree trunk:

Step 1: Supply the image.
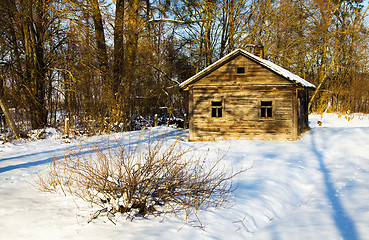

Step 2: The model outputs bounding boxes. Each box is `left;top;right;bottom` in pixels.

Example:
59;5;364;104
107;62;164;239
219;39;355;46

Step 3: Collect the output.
0;75;20;139
90;0;109;78
89;0;111;119
0;96;20;139
228;0;235;52
123;0;140;127
21;0;48;129
203;0;214;66
113;0;125;96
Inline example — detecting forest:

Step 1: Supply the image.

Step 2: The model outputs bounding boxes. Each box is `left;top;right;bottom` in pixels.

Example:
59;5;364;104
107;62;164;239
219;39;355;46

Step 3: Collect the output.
0;0;368;136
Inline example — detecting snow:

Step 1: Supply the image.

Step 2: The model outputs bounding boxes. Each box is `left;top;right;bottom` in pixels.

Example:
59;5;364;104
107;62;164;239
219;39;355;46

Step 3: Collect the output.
1;113;369;240
249;51;316;88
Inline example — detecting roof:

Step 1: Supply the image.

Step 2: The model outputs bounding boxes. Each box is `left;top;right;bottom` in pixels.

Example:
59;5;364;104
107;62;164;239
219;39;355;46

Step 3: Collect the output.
179;49;316;90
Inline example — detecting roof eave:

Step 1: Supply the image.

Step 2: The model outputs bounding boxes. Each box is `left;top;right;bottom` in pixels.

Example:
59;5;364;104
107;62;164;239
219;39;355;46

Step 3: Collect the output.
179;49;243;90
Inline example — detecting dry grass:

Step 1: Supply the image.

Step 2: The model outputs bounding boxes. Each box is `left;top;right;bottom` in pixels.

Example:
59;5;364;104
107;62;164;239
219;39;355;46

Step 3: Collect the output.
36;135;246;224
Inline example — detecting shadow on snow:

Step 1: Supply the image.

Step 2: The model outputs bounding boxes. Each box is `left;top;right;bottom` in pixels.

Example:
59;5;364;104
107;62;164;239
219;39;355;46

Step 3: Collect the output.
310;129;359;240
0;127;186;174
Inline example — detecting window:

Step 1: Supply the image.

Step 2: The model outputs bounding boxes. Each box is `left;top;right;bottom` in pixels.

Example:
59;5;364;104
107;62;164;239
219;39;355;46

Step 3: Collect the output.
261;101;273;118
211;101;223;118
237;67;245;74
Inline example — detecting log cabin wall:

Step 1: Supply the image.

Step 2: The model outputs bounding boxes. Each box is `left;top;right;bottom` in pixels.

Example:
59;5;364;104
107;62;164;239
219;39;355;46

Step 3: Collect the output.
189;85;296;141
297;89;310;134
193;55;292;86
182;50;315;141
188;55;299;141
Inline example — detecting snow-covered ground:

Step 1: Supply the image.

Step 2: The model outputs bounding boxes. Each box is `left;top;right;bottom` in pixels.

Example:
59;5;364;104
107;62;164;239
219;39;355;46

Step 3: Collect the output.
1;114;369;240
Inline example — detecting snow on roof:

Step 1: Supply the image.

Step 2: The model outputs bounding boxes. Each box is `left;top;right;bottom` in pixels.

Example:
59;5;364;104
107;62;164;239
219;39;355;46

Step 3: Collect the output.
179;49;316;89
248;50;316;88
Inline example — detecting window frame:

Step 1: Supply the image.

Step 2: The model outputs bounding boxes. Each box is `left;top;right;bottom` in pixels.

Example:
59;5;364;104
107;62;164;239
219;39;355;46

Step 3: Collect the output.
236;66;245;74
298;97;301;118
260;100;273;119
211;100;223;118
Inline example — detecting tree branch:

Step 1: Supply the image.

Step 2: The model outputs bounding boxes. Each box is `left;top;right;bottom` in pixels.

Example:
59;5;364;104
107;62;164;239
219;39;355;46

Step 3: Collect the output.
148;18;211;24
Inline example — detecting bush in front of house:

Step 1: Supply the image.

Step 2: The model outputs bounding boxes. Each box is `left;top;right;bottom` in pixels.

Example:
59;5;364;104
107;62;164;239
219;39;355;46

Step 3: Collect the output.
36;135;245;225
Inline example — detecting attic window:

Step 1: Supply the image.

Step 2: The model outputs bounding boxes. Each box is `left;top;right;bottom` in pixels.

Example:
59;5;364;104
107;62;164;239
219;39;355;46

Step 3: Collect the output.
211;101;223;118
261;101;273;118
237;67;245;74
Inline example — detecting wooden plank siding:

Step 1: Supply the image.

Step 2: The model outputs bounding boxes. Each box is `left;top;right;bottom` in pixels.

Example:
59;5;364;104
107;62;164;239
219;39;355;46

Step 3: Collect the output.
194;55;293;87
189;85;296;141
183;51;314;141
297;89;310;134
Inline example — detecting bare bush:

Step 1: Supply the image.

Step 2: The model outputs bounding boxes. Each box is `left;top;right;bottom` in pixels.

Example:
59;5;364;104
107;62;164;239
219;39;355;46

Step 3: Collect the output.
36;136;245;224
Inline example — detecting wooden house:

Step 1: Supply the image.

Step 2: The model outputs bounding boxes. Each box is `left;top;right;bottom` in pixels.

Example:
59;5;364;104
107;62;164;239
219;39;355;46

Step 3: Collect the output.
179;48;316;141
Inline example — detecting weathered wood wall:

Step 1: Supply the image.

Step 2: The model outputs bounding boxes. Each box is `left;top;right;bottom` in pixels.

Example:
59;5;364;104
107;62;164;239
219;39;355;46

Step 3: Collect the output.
193;55;293;86
189;85;296;140
188;54;305;141
297;89;310;134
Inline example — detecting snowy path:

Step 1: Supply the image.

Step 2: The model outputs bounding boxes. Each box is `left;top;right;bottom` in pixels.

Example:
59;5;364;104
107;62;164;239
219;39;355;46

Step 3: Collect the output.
0;114;369;240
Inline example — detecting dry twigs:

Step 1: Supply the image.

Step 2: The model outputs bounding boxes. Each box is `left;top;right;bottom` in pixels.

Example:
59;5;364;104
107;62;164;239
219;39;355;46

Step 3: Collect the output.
36;136;246;225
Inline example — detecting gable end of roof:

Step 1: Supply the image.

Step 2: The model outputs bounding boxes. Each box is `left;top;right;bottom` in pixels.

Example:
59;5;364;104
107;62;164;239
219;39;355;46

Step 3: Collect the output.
179;49;316;90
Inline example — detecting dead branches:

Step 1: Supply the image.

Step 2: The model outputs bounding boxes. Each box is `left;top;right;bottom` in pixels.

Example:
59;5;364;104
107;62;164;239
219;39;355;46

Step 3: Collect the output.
36;136;246;224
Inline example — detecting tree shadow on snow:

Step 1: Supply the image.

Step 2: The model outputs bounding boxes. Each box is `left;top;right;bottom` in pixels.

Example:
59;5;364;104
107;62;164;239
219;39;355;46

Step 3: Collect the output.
310;130;359;240
0;159;52;173
0;127;187;174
